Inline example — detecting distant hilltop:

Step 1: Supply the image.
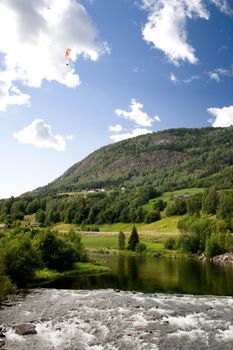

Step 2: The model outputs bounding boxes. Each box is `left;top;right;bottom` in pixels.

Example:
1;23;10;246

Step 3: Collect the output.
32;126;233;195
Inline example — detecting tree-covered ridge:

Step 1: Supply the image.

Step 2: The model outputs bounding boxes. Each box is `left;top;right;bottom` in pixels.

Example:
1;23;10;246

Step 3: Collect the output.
36;126;233;195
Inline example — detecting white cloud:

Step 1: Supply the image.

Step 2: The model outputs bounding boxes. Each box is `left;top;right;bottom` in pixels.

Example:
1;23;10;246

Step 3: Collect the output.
210;0;233;15
154;115;161;122
170;73;178;83
141;1;232;65
0;70;30;111
207;106;233;127
0;0;108;110
133;67;144;73
13;118;71;151
209;72;220;82
142;0;209;65
109;124;123;132
209;67;233;82
115;98;160;127
169;72;199;84
110;128;152;142
183;75;199;83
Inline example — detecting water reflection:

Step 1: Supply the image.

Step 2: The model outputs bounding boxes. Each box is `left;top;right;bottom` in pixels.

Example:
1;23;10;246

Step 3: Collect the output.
45;254;233;296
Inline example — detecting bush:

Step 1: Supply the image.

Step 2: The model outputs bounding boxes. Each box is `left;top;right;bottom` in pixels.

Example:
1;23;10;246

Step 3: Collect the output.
118;231;125;250
164;237;176;250
145;210;161;223
178;233;200;254
0;274;14;302
136;243;147;253
205;233;226;258
4;235;41;286
166;199;187;216
0;248;14;301
178;216;217;252
35;230;78;271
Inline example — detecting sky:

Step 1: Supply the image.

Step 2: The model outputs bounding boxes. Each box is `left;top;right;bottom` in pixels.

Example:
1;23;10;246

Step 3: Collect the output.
0;0;233;198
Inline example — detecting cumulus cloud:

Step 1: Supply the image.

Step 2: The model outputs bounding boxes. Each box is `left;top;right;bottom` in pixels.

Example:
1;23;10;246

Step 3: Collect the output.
209;67;233;82
110;128;152;142
115;98;160;127
0;70;30;111
142;0;209;65
109;124;123;132
110;99;160;142
13;118;71;151
141;0;233;65
0;0;108;111
207;106;233;127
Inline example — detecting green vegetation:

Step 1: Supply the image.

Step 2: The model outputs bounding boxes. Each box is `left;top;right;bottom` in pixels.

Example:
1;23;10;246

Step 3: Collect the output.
36;127;233;194
34;262;110;285
0;227;107;302
118;231;125;250
127;226;139;251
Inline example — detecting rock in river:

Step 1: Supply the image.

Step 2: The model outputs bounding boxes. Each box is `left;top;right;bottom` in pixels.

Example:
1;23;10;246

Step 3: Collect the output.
13;324;37;336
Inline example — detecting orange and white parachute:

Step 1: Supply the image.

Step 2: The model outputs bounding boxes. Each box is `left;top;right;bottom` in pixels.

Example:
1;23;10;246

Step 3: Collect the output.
65;48;71;65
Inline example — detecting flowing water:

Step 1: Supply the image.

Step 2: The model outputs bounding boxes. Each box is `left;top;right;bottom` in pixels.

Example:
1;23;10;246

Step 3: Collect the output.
1;255;233;349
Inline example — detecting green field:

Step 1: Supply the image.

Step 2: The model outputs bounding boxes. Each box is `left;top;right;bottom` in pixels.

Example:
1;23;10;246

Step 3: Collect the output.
143;188;204;211
55;216;181;234
82;232;173;252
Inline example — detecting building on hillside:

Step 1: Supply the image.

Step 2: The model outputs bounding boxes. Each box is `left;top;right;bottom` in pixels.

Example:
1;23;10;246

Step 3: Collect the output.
173;194;192;199
0;223;7;232
87;188;105;193
30;222;40;227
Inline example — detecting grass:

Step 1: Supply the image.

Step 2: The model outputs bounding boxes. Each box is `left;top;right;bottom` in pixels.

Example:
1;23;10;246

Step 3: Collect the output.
54;216;181;234
34;261;110;284
143;187;204;211
82;235;119;249
81;232;177;252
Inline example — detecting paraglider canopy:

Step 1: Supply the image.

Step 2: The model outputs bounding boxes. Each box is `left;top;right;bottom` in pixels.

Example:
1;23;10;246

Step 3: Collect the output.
65;48;71;65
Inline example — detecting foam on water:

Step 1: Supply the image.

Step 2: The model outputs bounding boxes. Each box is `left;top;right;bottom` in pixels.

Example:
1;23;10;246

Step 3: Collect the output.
1;289;233;349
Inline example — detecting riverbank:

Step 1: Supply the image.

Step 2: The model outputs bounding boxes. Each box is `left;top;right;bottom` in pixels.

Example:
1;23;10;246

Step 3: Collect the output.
32;261;110;286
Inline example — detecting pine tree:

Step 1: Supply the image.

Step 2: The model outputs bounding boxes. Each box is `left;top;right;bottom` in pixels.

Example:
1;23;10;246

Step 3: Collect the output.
118;231;125;250
127;226;139;251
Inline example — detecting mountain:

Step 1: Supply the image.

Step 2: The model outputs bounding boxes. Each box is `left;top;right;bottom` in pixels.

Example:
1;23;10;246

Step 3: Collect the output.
36;127;233;195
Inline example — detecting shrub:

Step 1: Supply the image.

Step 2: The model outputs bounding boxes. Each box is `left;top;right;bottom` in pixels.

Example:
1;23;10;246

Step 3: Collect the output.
118;231;125;250
136;243;147;253
178;233;200;254
4;235;41;286
0;248;14;302
166;199;187;216
145;210;161;223
205;233;226;258
35;230;78;271
164;237;176;250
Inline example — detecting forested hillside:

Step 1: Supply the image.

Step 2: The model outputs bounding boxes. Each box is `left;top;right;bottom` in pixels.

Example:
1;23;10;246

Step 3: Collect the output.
36;127;233;195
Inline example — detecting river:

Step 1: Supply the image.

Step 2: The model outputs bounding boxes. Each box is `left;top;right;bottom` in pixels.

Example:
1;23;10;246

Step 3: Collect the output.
1;255;233;349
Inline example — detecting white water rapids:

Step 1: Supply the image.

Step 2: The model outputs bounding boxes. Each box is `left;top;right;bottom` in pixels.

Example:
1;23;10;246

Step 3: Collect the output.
1;288;233;349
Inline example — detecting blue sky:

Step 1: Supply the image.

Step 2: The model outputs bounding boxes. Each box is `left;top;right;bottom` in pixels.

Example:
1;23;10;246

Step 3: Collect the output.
0;0;233;198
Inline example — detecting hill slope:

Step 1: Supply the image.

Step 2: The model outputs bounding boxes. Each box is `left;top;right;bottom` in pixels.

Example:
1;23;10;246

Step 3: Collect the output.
37;127;233;194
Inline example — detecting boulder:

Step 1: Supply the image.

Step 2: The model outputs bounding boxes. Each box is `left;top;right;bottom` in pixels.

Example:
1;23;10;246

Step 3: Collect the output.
13;324;37;335
0;340;5;347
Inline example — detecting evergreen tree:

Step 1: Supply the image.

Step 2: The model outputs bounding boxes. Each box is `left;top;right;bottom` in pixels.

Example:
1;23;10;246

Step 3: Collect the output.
127;226;139;251
118;231;125;250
